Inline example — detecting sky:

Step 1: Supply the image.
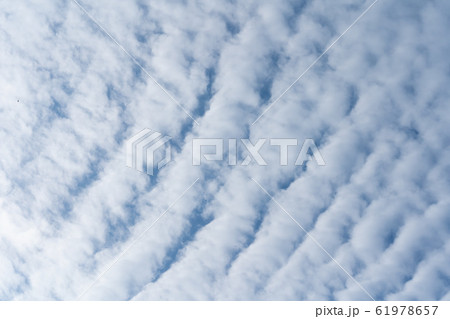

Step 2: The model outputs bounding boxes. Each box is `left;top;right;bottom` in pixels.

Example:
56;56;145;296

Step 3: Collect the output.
0;0;450;301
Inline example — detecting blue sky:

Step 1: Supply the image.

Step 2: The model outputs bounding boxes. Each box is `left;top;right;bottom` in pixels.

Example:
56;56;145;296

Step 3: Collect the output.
0;0;450;300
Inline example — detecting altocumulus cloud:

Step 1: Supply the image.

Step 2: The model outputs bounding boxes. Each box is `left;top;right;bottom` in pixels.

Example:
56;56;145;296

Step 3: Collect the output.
0;0;449;301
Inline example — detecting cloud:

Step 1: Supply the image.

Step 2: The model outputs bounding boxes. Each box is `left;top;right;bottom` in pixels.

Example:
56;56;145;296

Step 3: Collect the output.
0;0;449;301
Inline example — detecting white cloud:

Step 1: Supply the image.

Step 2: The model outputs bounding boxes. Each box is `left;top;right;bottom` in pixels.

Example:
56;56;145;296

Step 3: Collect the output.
0;0;449;301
